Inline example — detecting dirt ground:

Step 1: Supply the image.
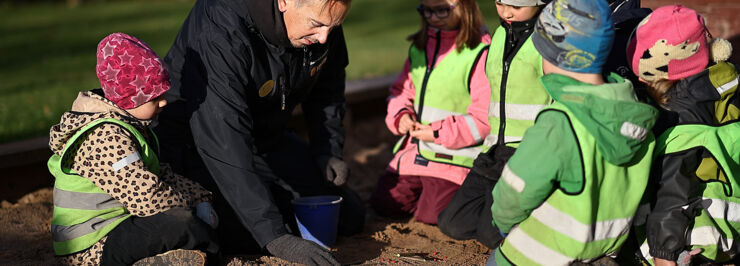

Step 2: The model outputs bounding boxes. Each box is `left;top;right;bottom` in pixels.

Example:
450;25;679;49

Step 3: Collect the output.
0;116;492;265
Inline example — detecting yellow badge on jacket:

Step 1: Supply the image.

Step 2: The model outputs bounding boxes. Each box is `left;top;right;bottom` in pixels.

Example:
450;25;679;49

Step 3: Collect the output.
259;80;275;97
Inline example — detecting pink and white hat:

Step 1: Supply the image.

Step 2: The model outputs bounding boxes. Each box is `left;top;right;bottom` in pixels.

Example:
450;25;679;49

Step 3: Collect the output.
95;32;170;109
629;5;709;82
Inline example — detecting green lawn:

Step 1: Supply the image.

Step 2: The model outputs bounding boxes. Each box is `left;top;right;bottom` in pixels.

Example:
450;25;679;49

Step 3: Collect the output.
0;0;500;143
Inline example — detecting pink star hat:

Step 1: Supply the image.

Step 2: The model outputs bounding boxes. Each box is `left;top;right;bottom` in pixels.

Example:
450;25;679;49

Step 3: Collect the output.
95;32;170;109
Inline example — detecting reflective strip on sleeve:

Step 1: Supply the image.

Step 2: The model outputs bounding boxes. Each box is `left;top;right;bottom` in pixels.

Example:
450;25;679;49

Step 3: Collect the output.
463;114;482;142
620;122;648;141
501;164;526;193
717;76;739;95
489;102;546;121
112;152;141;172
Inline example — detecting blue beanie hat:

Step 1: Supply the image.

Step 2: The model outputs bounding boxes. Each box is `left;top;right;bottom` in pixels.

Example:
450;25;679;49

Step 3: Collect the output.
532;0;614;74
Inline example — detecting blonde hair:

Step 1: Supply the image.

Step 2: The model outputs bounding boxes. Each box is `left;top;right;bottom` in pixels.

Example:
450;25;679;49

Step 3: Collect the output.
408;0;483;52
644;79;677;105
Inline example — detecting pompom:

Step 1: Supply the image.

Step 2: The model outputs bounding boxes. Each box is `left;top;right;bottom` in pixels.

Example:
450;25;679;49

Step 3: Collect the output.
710;38;732;62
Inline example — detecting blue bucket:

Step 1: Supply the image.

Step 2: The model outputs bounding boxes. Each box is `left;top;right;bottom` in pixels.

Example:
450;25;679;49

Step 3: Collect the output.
291;196;343;248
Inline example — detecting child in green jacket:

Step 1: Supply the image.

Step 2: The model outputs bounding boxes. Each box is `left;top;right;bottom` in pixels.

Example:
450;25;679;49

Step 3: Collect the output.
488;0;658;264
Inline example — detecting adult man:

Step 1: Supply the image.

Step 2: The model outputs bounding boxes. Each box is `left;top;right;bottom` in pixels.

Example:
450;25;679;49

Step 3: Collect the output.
154;0;363;264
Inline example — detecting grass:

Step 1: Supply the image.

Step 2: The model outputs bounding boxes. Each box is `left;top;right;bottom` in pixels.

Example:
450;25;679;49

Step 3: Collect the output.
0;0;500;144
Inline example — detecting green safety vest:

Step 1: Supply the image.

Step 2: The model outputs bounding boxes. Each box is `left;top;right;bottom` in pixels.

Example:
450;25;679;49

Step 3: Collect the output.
486;26;551;148
498;103;654;265
47;118;160;255
393;37;490;168
653;123;740;262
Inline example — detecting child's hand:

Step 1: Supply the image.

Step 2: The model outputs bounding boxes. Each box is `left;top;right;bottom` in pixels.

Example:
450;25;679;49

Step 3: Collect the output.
653;248;700;266
676;248;702;266
196;201;219;229
398;114;416;134
410;123;435;142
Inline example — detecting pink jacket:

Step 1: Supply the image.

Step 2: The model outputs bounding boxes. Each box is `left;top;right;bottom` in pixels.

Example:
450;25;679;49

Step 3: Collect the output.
385;29;492;185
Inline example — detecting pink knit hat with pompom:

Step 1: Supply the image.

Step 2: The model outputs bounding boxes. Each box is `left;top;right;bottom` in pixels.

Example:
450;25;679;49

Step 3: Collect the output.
628;5;709;82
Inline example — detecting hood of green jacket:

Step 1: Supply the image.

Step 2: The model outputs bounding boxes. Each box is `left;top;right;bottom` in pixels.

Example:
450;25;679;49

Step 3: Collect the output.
542;73;658;165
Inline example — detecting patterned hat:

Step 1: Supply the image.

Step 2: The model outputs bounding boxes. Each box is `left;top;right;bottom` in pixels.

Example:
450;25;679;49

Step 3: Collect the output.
495;0;550;6
95;33;169;110
628;5;708;82
532;0;614;74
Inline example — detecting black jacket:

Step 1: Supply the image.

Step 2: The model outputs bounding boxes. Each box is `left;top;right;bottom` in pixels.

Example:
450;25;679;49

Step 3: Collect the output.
157;0;347;247
604;0;651;86
646;62;740;261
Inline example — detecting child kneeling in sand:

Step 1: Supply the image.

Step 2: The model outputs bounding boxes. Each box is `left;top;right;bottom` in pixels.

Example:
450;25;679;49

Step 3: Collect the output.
489;0;658;264
48;32;218;265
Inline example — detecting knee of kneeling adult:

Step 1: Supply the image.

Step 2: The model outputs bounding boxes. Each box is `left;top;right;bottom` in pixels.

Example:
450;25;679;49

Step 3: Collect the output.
437;217;467;239
338;213;365;236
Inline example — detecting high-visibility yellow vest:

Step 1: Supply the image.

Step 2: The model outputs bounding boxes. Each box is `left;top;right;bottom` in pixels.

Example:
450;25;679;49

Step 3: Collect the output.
486;26;551;148
48;118;160;255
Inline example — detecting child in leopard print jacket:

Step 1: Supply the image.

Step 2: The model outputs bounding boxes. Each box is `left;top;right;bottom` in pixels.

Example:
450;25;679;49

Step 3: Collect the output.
48;33;219;265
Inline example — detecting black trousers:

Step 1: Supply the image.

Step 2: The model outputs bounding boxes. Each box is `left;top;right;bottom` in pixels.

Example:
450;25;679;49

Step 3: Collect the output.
155;120;365;254
437;145;515;249
101;208;219;266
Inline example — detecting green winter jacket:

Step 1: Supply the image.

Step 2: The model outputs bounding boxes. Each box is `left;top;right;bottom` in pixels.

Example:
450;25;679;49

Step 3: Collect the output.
492;73;658;265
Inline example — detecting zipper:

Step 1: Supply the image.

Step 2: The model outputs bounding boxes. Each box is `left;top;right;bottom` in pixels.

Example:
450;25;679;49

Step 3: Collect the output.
279;76;286;110
415;29;442;129
497;25;518;146
497;60;509;145
302;47;308;68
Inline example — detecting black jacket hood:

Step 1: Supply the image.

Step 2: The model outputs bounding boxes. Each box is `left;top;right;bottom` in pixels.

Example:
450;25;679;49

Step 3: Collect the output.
245;0;293;48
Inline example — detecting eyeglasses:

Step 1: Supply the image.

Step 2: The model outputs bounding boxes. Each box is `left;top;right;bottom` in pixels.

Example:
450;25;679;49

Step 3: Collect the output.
416;4;456;19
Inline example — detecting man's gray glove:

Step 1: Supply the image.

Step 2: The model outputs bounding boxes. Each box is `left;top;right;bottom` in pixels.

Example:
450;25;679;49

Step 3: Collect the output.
265;234;340;266
316;156;349;186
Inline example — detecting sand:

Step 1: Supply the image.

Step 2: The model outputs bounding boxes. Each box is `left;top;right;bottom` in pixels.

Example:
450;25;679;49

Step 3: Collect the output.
0;116;491;265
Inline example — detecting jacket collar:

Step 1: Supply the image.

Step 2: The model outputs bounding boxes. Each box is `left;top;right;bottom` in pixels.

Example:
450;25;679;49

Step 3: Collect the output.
500;13;538;35
245;0;293;48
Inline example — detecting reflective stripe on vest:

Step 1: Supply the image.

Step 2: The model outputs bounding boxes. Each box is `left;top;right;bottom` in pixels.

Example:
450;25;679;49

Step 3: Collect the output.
48;118;160;255
404;39;491;168
415;105;484;142
500;103;654;265
486;26;550;148
653;122;740;261
489;102;546;121
51;214;130;242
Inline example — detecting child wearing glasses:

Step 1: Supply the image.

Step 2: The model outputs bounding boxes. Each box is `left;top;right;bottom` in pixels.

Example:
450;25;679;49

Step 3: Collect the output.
369;0;493;225
627;5;740;265
437;0;551;249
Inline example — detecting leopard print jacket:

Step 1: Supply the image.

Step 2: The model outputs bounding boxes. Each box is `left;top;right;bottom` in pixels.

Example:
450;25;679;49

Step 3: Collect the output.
49;90;212;265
